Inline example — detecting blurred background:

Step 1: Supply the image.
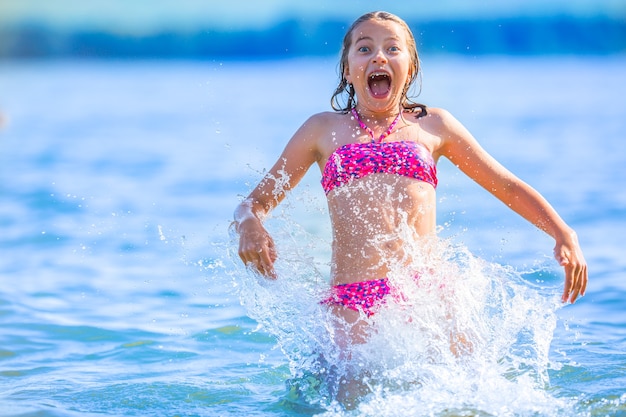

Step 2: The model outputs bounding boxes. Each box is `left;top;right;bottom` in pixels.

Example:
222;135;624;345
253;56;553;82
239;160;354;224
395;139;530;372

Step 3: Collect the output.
1;0;624;59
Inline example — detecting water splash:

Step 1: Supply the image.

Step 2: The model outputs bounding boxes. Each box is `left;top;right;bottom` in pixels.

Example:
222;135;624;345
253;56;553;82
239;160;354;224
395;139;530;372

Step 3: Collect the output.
226;208;580;415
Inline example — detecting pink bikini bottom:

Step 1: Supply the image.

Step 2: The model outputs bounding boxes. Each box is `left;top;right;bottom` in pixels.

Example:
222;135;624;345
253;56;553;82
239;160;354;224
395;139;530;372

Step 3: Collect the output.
322;278;395;317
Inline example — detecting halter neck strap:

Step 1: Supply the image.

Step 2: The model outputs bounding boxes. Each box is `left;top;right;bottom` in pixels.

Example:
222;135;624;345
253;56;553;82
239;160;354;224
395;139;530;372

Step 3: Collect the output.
351;108;402;143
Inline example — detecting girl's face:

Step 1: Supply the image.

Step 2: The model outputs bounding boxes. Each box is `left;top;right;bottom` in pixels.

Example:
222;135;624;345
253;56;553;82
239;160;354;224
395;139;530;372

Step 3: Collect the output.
344;19;413;114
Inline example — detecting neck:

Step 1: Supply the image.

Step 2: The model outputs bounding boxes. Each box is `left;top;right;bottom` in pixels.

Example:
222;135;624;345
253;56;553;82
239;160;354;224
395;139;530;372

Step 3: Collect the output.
354;105;401;120
351;107;403;142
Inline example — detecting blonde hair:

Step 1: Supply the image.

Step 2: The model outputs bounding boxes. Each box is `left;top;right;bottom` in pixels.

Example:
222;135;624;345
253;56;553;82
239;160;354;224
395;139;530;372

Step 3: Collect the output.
330;11;426;116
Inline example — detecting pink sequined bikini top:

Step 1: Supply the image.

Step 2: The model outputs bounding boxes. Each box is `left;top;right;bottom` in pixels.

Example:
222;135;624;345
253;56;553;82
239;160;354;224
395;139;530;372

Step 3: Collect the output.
321;140;438;195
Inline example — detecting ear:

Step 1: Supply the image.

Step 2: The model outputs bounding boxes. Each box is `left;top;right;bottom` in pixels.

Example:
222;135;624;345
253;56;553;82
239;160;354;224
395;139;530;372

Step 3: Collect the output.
343;65;352;84
404;71;414;90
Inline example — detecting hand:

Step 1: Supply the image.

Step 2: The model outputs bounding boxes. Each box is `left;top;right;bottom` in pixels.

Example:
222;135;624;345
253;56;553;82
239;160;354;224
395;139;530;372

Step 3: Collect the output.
237;217;278;278
554;233;588;303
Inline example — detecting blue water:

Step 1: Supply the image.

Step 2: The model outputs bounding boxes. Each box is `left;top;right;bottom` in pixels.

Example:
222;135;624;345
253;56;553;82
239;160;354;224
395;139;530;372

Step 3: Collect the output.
0;56;625;416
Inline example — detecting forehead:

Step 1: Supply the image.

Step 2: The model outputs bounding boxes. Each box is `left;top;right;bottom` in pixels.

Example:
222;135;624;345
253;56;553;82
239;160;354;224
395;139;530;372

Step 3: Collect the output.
351;19;409;43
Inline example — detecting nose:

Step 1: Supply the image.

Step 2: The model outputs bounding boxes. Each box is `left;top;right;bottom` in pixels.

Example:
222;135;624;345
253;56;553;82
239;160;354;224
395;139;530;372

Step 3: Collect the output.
372;48;387;64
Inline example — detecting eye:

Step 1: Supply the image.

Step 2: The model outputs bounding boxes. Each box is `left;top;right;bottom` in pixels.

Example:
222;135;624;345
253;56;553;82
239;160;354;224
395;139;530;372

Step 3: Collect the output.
358;46;370;53
389;45;401;53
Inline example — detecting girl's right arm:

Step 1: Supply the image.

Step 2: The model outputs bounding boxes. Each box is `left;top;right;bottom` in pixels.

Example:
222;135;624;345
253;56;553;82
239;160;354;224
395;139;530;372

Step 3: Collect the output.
234;114;325;278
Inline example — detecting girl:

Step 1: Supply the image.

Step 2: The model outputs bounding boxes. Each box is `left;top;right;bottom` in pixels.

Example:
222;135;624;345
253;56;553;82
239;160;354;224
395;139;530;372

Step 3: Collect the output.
233;11;587;347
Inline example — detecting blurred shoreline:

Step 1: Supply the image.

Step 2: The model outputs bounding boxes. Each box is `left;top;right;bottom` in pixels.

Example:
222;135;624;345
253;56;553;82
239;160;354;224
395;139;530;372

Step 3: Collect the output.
1;15;624;60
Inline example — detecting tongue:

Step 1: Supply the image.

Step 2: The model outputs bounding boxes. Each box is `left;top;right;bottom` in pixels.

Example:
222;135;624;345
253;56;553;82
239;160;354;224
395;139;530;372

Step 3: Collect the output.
369;75;390;97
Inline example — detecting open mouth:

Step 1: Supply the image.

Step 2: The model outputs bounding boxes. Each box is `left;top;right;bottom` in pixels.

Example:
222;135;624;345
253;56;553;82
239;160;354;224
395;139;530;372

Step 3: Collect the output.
368;72;391;98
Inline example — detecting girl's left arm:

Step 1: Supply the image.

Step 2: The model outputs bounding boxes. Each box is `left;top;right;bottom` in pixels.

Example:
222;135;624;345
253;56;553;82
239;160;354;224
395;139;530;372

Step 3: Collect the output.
433;108;587;303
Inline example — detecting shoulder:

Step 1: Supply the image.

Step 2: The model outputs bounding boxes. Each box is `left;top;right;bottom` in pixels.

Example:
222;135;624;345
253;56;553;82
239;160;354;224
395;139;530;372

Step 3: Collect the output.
417;107;455;126
403;107;458;133
282;111;346;160
412;107;478;157
291;111;347;144
302;111;346;129
420;107;472;138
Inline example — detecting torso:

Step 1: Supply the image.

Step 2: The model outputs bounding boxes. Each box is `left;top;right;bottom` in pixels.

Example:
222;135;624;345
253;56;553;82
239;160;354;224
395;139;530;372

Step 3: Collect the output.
312;109;443;285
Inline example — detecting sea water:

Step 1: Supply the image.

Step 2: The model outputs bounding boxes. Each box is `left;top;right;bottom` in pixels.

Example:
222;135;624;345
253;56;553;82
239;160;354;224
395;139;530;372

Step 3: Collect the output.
0;56;625;416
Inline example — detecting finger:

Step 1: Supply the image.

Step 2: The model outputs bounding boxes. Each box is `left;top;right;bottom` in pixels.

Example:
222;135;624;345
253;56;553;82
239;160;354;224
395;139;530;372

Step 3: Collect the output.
565;263;586;303
238;238;253;263
258;237;277;277
238;245;247;264
241;251;259;271
239;243;262;273
571;265;588;303
558;252;577;303
580;267;588;296
258;246;277;279
570;266;579;301
568;286;581;303
267;238;278;263
562;285;572;303
561;265;575;303
240;251;258;272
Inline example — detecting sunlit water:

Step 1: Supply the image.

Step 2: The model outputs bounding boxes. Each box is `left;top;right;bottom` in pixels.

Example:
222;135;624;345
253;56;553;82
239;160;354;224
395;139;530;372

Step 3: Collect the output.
0;56;625;416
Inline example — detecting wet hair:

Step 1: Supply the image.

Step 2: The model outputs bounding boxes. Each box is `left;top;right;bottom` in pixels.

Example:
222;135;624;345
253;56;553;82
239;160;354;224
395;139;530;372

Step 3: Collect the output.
330;11;427;118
